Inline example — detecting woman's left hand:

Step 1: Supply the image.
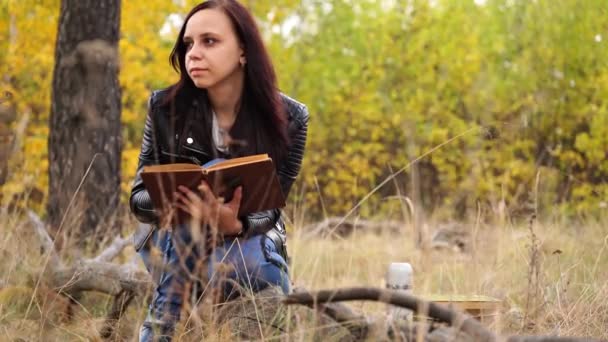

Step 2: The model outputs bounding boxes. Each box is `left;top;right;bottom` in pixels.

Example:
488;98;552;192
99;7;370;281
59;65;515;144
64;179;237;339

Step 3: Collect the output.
175;182;243;236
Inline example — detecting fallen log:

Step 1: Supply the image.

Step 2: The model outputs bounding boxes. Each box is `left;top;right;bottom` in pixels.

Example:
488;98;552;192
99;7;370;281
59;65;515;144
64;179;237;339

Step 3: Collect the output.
285;287;602;342
25;211;153;339
26;211;153;295
284;287;496;342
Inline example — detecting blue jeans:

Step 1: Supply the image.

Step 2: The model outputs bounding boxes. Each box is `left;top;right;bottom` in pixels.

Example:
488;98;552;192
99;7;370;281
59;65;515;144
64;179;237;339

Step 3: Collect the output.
138;226;290;341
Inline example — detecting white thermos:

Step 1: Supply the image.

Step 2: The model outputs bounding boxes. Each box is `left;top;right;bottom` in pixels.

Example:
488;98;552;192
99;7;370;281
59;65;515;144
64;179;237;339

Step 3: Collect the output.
386;262;413;320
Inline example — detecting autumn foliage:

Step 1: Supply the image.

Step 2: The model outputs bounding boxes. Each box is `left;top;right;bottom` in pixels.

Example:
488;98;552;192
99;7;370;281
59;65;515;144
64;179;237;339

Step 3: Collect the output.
1;0;606;222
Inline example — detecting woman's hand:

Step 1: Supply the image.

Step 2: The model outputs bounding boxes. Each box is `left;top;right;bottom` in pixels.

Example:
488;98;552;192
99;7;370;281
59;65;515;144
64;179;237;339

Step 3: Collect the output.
175;182;243;236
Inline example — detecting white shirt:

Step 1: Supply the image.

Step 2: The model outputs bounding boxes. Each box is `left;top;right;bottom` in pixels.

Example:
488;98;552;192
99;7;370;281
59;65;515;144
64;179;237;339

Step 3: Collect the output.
211;110;229;153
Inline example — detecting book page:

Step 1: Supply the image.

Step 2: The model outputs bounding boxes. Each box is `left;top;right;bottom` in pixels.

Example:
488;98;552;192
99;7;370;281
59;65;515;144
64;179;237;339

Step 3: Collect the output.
205;154;269;171
142;163;201;173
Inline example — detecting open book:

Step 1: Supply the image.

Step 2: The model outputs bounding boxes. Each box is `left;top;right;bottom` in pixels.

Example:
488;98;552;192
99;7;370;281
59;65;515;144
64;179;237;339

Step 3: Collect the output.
140;154;285;223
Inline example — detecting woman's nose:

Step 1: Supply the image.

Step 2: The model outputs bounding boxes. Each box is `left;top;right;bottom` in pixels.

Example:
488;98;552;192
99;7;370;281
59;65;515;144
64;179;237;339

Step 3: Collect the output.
187;45;203;60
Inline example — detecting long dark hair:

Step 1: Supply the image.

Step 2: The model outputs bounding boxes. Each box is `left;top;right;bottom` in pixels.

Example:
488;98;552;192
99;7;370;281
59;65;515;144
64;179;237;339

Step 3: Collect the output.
163;0;288;163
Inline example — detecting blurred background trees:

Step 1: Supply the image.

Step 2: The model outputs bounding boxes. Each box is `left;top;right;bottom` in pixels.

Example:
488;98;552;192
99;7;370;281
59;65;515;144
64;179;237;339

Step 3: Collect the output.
1;0;606;226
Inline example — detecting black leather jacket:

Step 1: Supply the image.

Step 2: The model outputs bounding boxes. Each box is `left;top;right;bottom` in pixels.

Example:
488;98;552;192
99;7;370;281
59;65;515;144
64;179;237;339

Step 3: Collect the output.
130;89;309;251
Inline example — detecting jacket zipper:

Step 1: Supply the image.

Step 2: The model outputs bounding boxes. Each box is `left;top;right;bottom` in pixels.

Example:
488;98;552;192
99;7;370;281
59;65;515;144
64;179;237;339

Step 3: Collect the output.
160;150;201;165
181;144;210;157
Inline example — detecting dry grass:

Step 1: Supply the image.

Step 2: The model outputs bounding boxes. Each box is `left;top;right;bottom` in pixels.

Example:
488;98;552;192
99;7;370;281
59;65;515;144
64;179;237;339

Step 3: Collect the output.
0;202;606;341
289;217;608;338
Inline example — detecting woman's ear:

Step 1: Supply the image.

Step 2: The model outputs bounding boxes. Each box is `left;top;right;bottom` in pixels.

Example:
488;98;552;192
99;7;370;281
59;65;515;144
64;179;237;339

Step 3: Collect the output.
239;46;246;67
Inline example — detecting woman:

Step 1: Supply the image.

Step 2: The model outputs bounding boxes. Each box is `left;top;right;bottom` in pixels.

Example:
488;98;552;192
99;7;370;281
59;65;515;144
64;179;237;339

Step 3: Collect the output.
129;1;308;340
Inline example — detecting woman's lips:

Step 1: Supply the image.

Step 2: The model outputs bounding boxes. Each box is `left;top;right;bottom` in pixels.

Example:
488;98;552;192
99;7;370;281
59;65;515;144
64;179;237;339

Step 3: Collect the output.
190;68;207;75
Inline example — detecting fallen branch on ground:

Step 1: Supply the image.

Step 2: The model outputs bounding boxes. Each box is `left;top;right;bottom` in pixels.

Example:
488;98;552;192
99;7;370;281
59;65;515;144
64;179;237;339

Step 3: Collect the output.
285;287;601;342
94;235;132;262
285;287;496;342
25;211;153;339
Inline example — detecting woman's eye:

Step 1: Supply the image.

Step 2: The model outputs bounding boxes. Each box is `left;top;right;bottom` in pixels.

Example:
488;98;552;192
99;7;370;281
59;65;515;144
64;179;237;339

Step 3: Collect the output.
184;41;193;50
204;38;216;46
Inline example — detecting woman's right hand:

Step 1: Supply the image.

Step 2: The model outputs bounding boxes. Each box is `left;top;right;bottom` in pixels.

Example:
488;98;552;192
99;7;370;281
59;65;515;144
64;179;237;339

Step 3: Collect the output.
174;183;243;236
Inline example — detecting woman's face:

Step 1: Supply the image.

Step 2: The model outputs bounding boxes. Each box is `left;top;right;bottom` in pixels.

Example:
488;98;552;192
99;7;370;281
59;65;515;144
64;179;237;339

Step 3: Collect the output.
183;8;244;89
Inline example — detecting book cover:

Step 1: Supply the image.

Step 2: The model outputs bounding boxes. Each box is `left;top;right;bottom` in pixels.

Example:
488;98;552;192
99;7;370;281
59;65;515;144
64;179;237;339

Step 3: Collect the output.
140;154;285;224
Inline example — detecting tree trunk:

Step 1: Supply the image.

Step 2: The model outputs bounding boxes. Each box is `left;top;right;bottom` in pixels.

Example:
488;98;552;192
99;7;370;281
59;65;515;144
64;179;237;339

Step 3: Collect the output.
48;0;121;239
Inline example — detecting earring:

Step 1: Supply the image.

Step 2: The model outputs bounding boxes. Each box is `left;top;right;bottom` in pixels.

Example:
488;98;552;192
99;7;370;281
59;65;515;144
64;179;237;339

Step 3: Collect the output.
240;58;246;67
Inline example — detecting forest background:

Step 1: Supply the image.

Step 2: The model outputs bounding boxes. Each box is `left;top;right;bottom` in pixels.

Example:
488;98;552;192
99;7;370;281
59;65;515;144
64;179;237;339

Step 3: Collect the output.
2;0;607;223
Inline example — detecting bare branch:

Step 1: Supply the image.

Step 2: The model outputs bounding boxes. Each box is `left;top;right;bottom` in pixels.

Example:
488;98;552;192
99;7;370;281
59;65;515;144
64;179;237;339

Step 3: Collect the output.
51;260;152;296
24;211;151;297
26;210;63;269
284;287;496;342
94;234;132;262
291;287;370;339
